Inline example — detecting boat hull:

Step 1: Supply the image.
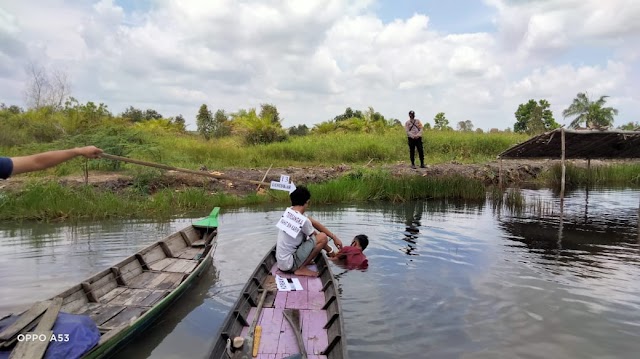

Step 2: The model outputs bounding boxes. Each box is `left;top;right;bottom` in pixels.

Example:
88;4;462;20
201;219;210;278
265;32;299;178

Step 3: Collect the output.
208;245;348;359
0;208;221;359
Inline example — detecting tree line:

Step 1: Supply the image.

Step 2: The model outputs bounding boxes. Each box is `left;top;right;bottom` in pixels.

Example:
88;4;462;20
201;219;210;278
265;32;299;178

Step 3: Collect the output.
3;63;638;149
513;92;638;134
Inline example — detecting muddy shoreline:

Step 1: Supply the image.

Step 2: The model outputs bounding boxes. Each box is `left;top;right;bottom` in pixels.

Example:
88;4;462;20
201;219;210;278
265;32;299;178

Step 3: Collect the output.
1;159;576;196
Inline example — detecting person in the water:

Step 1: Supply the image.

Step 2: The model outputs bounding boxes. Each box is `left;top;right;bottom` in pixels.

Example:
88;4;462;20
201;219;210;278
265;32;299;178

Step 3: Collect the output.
328;234;369;270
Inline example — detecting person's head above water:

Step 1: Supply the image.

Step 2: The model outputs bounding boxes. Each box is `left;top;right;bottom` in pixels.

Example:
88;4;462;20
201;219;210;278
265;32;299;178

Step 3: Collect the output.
352;234;369;251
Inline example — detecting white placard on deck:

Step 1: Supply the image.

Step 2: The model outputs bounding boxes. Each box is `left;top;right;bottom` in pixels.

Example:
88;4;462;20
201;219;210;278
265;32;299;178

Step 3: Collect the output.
280;175;290;184
276;207;307;237
275;275;304;291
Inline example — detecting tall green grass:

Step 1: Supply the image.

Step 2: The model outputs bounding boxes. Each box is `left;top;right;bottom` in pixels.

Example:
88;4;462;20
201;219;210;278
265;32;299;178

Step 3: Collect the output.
2;128;528;175
0;171;487;221
544;163;640;187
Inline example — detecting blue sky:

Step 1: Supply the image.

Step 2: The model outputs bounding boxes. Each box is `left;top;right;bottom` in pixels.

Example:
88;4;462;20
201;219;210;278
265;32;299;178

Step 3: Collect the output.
376;0;495;33
0;0;638;130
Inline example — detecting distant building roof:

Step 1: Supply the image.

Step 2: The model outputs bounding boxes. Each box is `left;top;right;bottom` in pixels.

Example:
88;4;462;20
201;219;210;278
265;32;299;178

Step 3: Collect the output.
498;128;640;159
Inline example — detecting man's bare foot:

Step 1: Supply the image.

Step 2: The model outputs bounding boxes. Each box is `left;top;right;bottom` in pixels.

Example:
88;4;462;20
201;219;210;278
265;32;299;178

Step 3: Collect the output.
294;266;319;277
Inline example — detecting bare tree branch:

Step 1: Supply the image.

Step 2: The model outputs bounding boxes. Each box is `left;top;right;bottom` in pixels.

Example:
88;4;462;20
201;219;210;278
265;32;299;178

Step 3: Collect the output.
24;62;71;110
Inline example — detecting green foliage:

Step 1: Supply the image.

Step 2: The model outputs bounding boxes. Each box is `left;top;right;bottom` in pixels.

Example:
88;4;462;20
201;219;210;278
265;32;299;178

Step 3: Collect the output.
288;124;309;136
172;114;186;132
134;118;184;133
0;170;487;220
143;109;162;120
1;103;23;114
259;104;281;124
544;162;640;187
433;112;451;130
314;106;395;134
63;98;112;135
19;107;65;143
131;168;163;195
618;121;640;131
121;106;144;122
231;108;287;145
514;99;558;135
212;109;232;137
333;107;364;122
120;106;163;123
196;104;214;140
309;169;486;203
563;93;618;129
457;120;474;132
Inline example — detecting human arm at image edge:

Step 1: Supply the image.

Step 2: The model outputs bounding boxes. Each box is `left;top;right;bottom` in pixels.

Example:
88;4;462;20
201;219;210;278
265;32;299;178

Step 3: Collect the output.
10;146;103;175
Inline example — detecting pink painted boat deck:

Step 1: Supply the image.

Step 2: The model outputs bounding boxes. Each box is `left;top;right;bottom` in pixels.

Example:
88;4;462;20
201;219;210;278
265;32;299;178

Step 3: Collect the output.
239;264;329;358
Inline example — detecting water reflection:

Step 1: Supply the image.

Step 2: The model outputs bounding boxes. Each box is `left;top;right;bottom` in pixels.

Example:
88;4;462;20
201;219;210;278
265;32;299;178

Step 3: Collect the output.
401;200;423;255
2;191;640;359
498;189;640;279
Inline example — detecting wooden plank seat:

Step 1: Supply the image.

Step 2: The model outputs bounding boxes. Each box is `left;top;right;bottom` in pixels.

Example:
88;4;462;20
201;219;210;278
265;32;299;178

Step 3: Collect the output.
125;271;185;290
148;258;198;273
77;304;126;327
75;301;154;330
177;247;203;260
101;288;169;307
101;306;148;330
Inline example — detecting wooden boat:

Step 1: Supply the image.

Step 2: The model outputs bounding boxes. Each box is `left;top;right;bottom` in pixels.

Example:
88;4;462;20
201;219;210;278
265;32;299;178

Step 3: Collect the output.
208;245;348;359
0;207;220;359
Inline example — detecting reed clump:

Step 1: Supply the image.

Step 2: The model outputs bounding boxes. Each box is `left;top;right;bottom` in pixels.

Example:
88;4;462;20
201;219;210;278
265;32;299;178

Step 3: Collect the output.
0;170;488;221
544;162;640;188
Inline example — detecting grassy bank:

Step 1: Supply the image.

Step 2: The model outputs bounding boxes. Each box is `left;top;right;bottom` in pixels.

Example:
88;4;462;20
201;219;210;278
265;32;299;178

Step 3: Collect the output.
2;128;528;177
542;163;640;187
0;170;486;221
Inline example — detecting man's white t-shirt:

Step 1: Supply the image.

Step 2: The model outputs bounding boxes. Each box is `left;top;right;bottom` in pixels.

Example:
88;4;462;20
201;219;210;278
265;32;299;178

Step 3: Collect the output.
276;208;315;271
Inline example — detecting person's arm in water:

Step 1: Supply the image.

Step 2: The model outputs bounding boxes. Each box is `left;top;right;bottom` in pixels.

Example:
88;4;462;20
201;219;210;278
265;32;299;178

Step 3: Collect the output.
328;249;347;262
308;217;343;249
10;146;103;175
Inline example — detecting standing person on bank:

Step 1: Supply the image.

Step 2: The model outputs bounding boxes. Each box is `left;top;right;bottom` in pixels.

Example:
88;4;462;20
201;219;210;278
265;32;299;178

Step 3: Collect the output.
404;110;425;169
0;146;104;180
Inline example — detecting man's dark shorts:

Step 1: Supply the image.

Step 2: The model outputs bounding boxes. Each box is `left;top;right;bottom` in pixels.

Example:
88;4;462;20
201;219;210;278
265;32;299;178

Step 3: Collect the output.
292;236;317;271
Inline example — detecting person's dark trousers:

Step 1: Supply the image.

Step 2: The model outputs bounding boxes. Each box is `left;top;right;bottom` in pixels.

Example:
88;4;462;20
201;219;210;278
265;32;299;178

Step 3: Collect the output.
407;137;424;167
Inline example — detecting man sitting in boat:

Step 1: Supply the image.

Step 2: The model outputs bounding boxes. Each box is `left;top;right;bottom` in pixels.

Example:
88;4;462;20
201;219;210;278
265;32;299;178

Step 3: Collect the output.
276;186;343;277
329;234;369;270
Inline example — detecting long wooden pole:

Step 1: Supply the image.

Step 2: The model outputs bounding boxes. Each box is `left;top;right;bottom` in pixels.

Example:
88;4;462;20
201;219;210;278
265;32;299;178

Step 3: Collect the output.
99;153;269;186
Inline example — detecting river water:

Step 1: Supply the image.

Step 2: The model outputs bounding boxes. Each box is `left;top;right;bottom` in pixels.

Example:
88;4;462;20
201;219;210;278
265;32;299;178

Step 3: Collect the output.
1;188;639;359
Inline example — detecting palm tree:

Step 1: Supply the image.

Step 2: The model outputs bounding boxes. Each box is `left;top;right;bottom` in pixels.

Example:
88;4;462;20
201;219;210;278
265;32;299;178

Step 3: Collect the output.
562;92;618;129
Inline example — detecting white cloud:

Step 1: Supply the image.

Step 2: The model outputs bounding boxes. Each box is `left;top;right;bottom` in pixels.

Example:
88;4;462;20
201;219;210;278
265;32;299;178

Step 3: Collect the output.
0;0;638;130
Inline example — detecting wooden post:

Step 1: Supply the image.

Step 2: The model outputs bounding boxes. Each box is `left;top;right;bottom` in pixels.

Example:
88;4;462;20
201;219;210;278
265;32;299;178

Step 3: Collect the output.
499;157;503;188
560;128;566;199
256;164;273;192
84;159;89;185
